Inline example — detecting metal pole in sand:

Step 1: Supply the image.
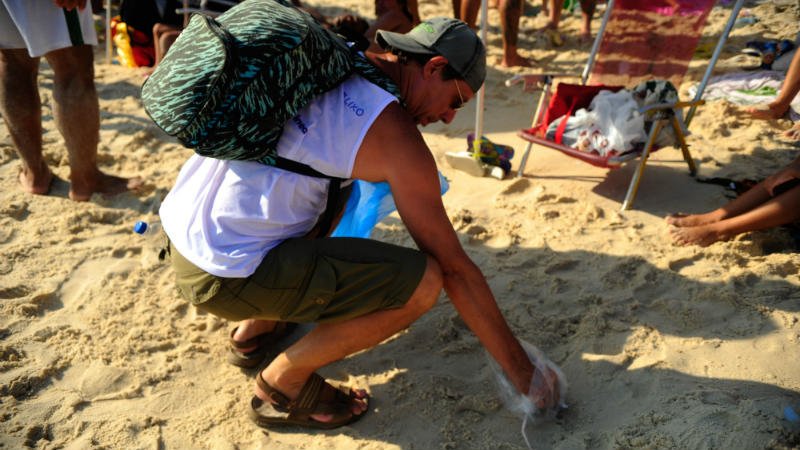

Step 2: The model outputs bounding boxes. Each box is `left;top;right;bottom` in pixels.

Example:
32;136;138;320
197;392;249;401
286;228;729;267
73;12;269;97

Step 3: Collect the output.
472;0;488;161
105;0;112;64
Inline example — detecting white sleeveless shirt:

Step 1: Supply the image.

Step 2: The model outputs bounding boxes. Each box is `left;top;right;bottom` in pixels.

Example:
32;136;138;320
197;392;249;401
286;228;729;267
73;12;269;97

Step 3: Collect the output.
160;75;397;277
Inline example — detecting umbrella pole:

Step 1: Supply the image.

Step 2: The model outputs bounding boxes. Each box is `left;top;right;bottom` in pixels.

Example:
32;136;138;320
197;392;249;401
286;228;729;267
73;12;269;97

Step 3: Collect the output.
472;0;488;160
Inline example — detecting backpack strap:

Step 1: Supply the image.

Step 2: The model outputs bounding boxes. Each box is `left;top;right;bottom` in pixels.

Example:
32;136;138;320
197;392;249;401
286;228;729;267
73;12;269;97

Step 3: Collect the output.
273;157;345;238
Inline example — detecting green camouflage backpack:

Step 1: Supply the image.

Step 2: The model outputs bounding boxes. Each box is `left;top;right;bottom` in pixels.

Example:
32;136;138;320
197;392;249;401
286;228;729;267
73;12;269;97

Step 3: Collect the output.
142;0;400;165
142;0;401;235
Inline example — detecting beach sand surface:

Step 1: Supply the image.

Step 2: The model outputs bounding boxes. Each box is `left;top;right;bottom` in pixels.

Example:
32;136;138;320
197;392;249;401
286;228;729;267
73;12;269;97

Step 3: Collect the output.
1;1;799;448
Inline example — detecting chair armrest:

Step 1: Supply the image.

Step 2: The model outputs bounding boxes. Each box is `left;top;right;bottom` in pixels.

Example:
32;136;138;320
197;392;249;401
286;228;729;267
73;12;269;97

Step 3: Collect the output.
638;99;705;114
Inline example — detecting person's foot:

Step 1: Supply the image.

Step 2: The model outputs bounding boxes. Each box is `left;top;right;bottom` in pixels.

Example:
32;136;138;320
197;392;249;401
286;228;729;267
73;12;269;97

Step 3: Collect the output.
232;320;278;354
579;31;592;44
784;122;800;141
665;211;724;228
669;223;728;247
501;51;533;68
18;162;54;195
69;170;143;201
745;102;790;120
258;357;368;423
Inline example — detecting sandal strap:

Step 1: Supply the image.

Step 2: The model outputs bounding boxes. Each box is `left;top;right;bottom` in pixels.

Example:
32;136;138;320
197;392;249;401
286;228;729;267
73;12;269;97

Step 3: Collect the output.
256;372;291;408
256;372;354;422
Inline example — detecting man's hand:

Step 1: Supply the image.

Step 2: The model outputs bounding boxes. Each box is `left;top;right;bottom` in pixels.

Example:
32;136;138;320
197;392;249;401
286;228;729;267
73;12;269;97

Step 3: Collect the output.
53;0;88;11
528;364;562;410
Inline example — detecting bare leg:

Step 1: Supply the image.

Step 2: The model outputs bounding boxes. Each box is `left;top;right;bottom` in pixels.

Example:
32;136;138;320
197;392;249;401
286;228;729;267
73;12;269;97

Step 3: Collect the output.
670;184;800;246
258;256;443;422
545;0;561;29
500;0;531;67
579;0;596;42
0;49;53;194
153;24;181;67
746;50;800;119
45;45;141;201
666;181;773;227
459;0;481;29
540;0;563;46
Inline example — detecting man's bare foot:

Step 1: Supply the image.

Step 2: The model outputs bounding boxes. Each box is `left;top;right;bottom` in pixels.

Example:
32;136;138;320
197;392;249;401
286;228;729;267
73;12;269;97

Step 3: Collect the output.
18;162;54;195
669;223;728;247
69;170;143;201
579;31;592;44
745;102;789;120
501;51;533;68
665;211;723;227
784;122;800;141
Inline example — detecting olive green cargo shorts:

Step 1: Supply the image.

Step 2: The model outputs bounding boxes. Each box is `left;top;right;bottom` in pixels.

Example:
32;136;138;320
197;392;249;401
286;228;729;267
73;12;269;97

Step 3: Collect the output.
170;238;427;324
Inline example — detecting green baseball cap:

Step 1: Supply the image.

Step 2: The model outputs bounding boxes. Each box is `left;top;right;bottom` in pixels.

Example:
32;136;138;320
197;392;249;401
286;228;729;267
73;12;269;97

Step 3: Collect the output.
376;18;486;93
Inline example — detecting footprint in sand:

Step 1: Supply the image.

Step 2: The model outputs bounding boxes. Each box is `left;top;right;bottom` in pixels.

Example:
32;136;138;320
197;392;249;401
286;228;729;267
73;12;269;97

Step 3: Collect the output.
498;178;530;196
0;200;29;221
544;259;579;274
0;344;26;371
58;257;139;315
667;255;702;272
0;284;31;299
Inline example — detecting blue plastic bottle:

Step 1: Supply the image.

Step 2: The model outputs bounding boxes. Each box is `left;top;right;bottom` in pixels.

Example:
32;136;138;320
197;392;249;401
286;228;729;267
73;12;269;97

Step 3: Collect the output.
133;220;166;261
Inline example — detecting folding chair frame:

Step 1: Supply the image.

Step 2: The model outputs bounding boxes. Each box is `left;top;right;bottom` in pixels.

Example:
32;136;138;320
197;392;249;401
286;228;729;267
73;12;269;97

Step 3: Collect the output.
514;0;746;211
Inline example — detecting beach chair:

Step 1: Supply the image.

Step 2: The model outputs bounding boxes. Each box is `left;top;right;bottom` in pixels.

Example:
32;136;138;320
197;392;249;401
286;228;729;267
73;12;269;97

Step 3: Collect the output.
511;0;746;210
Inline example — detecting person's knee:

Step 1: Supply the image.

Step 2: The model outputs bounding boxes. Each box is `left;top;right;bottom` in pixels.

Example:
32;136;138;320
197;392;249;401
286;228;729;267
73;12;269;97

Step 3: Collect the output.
47;46;94;92
404;256;442;315
0;50;38;86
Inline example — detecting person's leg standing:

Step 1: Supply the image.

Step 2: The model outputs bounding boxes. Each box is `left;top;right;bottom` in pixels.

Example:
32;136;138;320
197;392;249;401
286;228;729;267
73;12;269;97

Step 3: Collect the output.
43;6;139;200
0;2;51;193
500;0;530;66
0;48;51;193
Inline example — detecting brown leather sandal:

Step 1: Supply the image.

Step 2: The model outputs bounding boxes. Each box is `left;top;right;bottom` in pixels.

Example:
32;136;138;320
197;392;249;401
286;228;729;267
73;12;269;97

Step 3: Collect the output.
249;372;369;429
227;322;297;368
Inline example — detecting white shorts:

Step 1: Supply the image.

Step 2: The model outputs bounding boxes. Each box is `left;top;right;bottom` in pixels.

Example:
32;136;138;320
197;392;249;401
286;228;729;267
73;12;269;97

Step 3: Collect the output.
0;0;98;58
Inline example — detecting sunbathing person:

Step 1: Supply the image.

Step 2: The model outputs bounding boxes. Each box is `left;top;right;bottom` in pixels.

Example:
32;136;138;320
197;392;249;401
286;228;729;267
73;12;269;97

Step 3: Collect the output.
667;155;800;247
745;44;800;141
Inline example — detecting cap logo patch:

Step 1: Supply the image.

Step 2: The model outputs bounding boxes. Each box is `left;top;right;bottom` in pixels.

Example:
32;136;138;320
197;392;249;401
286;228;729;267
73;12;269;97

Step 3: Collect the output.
415;23;435;33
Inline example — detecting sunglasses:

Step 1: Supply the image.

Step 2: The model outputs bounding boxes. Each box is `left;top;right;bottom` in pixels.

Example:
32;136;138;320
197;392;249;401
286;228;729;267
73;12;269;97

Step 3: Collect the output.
452;79;466;110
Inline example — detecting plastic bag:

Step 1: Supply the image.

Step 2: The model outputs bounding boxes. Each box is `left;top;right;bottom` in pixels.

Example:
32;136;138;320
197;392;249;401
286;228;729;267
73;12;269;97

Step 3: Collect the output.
331;172;449;238
489;340;567;450
547;89;645;157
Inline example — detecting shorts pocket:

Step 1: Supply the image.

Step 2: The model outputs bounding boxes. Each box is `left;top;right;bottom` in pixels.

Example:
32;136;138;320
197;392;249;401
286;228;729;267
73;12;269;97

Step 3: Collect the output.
278;255;337;323
196;277;262;321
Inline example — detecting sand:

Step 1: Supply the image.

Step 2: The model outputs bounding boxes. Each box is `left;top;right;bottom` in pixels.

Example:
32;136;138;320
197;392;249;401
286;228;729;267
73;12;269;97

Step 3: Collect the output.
1;1;799;448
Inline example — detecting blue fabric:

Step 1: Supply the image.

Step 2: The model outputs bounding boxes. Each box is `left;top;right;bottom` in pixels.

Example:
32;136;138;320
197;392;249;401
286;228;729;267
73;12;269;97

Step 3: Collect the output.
332;172;449;238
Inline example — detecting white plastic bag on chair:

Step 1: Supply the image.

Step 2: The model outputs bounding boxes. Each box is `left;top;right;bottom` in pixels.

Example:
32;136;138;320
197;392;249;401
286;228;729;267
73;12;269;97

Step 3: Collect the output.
587;89;646;155
548;89;646;157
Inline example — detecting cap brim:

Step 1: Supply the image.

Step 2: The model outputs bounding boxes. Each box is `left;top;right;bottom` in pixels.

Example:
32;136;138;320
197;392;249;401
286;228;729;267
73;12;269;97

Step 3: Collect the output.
376;30;436;55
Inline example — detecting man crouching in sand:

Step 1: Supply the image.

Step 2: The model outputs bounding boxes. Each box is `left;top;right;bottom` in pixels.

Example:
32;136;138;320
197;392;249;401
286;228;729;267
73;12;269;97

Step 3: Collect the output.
159;11;560;428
